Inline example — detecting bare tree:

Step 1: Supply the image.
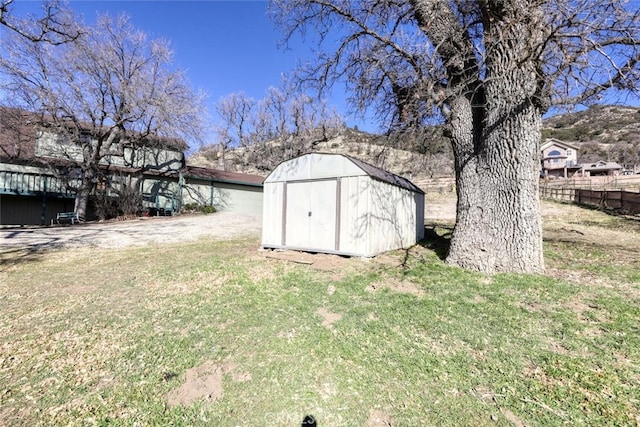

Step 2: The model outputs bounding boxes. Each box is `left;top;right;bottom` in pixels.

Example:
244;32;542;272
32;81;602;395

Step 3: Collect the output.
212;77;344;171
610;141;640;170
0;13;207;219
270;0;640;273
214;92;257;149
0;0;81;44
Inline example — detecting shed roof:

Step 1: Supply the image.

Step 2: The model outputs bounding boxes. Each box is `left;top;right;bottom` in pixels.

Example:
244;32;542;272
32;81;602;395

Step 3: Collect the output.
344;155;424;194
264;153;424;194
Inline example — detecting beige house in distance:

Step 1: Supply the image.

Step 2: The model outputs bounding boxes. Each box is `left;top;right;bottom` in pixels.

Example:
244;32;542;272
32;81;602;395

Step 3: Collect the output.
540;138;580;178
540;138;622;178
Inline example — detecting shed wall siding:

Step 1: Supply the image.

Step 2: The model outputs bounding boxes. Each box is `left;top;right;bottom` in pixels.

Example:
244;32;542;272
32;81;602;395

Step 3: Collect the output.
368;180;420;254
262;182;284;246
338;176;371;255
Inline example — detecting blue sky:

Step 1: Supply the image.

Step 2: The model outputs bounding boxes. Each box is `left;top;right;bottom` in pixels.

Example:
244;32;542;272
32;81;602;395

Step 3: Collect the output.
6;1;639;137
7;0;370;133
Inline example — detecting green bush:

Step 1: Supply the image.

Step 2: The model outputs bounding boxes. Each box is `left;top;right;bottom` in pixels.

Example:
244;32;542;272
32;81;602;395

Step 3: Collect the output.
182;203;216;214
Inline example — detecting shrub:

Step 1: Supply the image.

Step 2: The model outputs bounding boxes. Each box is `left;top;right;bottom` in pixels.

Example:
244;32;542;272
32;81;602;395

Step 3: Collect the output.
182;203;216;214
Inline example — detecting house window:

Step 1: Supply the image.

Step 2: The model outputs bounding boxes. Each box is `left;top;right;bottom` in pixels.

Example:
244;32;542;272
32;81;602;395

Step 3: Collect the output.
549;149;561;163
566;149;572;156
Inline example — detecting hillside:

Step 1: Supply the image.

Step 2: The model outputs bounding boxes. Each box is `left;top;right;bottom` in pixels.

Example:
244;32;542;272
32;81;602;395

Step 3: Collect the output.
188;104;640;178
189;127;454;180
543;105;640;166
542;105;640;144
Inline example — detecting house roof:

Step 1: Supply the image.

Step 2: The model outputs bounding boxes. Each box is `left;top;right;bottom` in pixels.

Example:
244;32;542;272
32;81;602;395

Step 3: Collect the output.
582;161;623;171
184;166;264;186
540;138;580;151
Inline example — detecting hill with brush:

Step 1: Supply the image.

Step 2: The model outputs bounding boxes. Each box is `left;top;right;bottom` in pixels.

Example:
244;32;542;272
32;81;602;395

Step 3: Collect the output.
188;104;640;178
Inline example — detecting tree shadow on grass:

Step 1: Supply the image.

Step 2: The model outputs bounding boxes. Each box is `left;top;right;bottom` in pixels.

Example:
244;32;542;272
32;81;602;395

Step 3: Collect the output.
0;244;53;270
419;224;453;260
398;224;453;268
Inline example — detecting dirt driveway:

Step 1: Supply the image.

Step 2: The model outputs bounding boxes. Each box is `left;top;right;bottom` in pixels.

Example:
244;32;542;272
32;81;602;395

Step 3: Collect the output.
3;195;614;254
1;194;458;253
0;211;263;252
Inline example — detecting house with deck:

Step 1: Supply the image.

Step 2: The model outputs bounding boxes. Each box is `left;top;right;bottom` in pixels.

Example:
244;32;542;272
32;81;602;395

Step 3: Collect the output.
0;107;263;225
540;138;581;178
540;138;622;179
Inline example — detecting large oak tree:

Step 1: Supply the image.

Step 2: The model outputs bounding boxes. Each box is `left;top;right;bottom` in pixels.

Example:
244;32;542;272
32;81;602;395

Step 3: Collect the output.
1;12;206;219
270;0;640;273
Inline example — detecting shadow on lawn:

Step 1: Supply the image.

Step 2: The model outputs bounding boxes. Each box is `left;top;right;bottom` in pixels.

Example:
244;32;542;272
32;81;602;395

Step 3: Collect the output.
0;246;49;270
421;224;453;260
398;224;453;268
0;224;111;269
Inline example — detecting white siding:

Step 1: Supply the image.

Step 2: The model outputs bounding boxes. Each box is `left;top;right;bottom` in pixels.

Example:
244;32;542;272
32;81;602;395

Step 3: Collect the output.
338;176;371;256
182;182;214;206
262;182;284;246
368;180;419;255
36;132;82;161
35;131;184;172
140;178;180;210
122;146;183;171
262;153;424;257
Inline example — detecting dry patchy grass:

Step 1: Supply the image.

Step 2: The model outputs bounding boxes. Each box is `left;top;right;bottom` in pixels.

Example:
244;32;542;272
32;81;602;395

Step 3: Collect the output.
1;203;639;426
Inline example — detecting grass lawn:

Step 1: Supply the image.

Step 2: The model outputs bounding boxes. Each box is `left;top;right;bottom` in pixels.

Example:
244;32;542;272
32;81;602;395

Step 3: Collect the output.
1;201;639;426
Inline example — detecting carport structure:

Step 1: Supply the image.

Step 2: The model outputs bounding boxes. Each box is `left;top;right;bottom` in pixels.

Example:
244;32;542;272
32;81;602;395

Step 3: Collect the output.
261;153;425;257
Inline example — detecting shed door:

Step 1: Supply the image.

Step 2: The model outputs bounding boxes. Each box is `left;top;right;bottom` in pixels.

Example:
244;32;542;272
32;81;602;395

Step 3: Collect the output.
285;179;337;251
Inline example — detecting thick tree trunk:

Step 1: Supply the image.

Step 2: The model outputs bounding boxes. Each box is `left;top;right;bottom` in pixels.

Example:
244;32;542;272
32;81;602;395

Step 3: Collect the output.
445;6;545;274
446;104;544;274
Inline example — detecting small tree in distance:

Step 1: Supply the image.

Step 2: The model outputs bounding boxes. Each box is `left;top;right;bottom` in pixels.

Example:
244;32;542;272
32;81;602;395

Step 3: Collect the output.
213;76;345;172
270;0;640;274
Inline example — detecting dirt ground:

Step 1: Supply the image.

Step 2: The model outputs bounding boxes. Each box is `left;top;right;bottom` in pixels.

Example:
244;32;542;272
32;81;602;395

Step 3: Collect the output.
2;194;637;261
0;194;457;253
0;211;263;252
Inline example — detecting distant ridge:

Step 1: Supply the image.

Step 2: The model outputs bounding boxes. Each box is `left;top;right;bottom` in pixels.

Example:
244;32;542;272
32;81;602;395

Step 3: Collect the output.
189;104;640;179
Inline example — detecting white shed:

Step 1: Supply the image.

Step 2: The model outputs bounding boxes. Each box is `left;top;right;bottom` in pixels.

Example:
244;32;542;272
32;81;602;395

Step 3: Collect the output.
262;153;425;257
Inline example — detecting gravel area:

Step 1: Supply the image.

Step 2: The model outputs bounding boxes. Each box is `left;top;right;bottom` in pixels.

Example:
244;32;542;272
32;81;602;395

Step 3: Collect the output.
2;195;577;253
0;211;262;252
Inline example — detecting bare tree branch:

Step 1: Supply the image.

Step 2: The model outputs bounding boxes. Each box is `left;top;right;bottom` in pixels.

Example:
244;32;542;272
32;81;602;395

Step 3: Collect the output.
0;0;82;45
